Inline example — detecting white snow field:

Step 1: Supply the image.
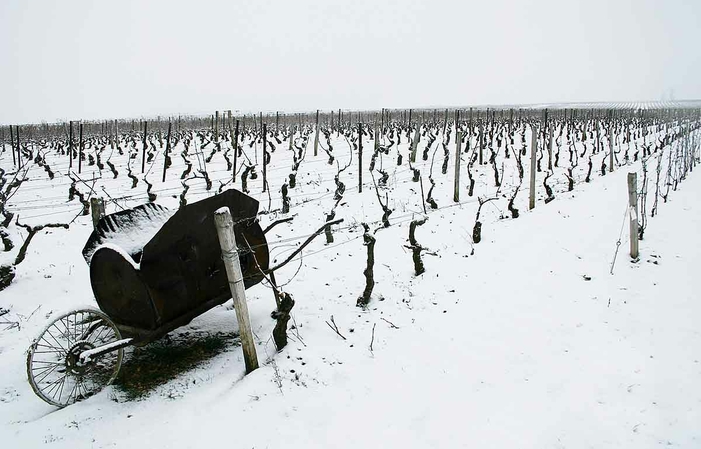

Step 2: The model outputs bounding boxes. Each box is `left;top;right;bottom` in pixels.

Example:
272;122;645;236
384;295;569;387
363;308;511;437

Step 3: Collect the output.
0;108;700;448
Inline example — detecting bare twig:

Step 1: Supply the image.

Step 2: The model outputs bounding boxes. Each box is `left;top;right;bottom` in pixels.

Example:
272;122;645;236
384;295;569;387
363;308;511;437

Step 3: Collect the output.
381;317;399;329
267;218;343;273
263;216;294;234
325;315;346;340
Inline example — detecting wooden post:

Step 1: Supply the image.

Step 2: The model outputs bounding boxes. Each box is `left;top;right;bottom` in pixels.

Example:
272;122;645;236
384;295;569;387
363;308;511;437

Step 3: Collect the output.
548;126;553;171
454;109;460;143
442;109;448;136
478;117;484;165
9;125;16;166
162;121;172;182
628;172;639;260
142;121;148;173
529;124;538;210
358;123;363;193
214;111;219;146
410;123;420;163
78;122;84;174
214;207;259;374
69;121;73;169
90;197;105;229
609;126;614;172
374;120;380;151
232;119;240;182
454;131;462;202
313;109;320;156
262;124;267;192
15;125;21;169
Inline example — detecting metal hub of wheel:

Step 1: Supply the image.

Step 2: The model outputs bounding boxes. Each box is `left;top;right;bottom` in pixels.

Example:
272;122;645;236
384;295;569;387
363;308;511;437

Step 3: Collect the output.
65;341;96;376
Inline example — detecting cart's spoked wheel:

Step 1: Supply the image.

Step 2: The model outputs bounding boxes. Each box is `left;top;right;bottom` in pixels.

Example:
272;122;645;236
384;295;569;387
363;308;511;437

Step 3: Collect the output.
27;308;123;407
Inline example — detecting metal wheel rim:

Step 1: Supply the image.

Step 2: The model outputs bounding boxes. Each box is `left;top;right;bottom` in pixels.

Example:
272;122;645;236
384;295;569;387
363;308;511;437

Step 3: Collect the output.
26;308;123;407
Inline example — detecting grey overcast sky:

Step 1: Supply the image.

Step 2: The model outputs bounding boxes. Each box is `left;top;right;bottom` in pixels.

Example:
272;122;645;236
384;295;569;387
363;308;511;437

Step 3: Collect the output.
1;0;699;124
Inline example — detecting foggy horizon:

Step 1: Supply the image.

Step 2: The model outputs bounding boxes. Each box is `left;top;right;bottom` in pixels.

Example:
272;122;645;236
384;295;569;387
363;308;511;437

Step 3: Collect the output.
2;0;699;124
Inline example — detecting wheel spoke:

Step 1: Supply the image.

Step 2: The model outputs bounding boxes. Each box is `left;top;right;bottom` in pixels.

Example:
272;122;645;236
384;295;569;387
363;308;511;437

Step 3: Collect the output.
42;372;68;400
31;360;63;366
34;363;62;384
89;325;109;345
41;333;65;355
61;316;72;349
46;325;68;353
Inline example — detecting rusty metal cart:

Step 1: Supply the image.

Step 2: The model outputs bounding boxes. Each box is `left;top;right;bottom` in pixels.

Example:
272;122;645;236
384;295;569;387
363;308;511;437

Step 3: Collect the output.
26;189;274;407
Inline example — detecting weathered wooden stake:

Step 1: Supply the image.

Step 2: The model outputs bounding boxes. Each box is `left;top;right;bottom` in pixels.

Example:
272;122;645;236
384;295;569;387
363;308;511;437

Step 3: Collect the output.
628;172;639;260
358;122;363;193
313;109;320;157
9;125;16;166
410;123;420;163
478;114;484;165
547;126;554;170
454;131;462;202
78;122;84;174
262;124;267;192
454;109;460;144
90;197;105;229
141;121;148;173
15;126;21;169
214;207;259;374
232;119;240;182
374;119;380;151
609;126;614;172
69;121;73;169
162;121;172;182
214;111;219;146
529;125;538;210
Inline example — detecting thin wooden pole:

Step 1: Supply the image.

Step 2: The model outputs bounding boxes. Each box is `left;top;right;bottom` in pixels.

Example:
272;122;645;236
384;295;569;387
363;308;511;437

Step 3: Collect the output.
9;125;15;166
478;116;484;165
78;122;84;174
142;121;148;173
628;172;639;259
69;121;73;169
410;123;420;163
374;119;380;151
358;122;363;193
454;131;462;202
15;125;21;169
609;125;614;172
232;119;239;183
214;111;219;146
162;121;172;183
529;124;538;210
262;124;267;193
313;109;320;157
548;126;554;171
214;207;259;374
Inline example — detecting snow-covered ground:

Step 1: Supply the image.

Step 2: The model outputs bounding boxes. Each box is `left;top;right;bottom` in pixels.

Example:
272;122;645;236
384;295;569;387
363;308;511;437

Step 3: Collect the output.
1;117;700;448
